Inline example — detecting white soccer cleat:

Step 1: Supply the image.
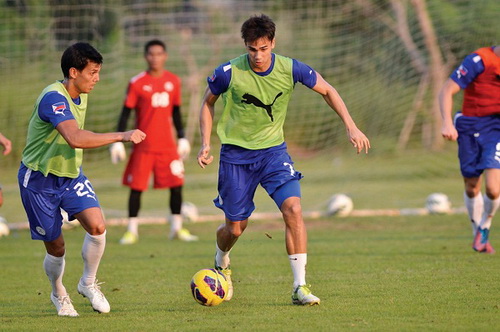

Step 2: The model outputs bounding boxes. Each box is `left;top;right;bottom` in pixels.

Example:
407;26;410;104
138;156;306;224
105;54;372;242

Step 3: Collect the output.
119;231;138;245
78;280;110;313
169;228;198;242
51;293;79;317
291;285;320;306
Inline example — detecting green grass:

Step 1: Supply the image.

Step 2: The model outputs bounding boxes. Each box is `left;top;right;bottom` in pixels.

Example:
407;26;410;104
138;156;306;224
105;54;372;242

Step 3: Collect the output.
1;148;497;330
0;146;464;223
1;215;499;331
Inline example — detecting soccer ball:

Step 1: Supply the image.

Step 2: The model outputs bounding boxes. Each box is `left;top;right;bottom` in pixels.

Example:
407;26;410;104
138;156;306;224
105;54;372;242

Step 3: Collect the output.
0;216;10;237
425;193;451;214
181;202;199;222
326;194;354;217
190;268;228;306
61;208;80;230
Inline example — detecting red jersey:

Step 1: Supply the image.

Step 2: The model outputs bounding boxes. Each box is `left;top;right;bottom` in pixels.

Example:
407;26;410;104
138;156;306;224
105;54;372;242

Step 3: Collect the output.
125;70;181;152
462;47;500;117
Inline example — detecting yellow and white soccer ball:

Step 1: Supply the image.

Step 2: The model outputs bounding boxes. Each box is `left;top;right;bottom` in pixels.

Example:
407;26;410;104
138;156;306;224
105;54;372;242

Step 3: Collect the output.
190;268;228;306
0;216;10;237
425;193;451;214
326;194;354;217
181;202;199;222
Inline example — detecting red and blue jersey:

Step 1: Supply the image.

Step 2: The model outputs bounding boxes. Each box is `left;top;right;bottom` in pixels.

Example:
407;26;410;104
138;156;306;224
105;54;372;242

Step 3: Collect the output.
450;47;500;117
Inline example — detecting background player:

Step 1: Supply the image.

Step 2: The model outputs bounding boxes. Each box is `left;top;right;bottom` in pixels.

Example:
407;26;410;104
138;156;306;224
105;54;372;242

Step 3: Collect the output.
110;39;197;244
0;132;11;209
197;14;370;305
439;45;500;254
18;42;146;317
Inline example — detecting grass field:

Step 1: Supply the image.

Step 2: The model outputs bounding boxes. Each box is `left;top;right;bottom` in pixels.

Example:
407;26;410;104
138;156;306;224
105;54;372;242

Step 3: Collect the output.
1;215;499;331
1;148;499;330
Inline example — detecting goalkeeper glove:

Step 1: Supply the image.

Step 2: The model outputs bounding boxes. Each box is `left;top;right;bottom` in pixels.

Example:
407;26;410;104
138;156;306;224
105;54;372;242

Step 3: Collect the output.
177;138;191;160
110;142;126;164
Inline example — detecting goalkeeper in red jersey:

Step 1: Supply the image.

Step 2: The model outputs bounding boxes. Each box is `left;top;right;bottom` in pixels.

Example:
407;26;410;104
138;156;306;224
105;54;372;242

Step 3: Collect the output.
111;39;197;244
439;46;500;254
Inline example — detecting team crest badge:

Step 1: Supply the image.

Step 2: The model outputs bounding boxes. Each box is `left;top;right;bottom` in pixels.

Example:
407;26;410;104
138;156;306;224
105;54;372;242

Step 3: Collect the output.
165;82;174;91
52;102;67;115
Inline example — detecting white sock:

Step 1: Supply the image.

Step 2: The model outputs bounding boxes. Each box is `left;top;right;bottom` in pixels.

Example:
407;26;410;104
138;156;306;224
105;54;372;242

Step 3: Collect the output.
44;253;67;297
127;217;139;235
479;195;500;230
215;243;231;269
464;192;483;235
289;253;307;289
170;214;182;234
81;231;106;286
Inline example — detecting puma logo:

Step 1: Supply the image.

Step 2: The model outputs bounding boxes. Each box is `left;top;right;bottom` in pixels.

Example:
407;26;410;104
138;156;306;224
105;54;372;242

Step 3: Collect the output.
241;92;283;121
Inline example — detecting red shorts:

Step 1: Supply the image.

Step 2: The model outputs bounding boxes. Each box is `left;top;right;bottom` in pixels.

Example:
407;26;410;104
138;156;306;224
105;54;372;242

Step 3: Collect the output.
122;150;184;191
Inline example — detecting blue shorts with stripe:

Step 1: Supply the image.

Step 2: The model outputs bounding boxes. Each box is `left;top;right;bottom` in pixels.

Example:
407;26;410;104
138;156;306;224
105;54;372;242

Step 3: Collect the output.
213;143;303;221
455;113;500;178
18;163;101;241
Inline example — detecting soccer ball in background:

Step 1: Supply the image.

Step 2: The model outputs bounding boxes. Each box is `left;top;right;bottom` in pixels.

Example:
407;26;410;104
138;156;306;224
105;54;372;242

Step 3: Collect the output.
425;193;451;214
190;268;228;306
181;202;199;222
326;194;354;217
61;208;80;230
0;216;10;237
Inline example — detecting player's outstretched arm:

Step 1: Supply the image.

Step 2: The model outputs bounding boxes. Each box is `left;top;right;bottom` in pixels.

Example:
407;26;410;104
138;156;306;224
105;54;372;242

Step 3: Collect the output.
56;119;146;149
0;132;12;156
197;87;218;168
312;72;370;154
438;78;460;141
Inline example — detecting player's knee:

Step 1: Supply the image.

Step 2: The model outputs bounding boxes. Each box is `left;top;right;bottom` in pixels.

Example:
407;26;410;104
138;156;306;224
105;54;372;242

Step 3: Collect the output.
226;223;245;238
281;199;302;219
86;224;106;236
485;187;500;200
464;186;481;198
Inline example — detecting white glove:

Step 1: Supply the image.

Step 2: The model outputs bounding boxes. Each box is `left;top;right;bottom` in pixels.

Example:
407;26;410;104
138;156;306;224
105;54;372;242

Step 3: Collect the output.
177;138;191;160
110;142;126;164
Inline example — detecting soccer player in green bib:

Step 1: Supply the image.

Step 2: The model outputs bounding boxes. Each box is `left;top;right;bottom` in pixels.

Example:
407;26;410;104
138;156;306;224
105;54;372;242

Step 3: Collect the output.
197;14;370;305
18;43;146;316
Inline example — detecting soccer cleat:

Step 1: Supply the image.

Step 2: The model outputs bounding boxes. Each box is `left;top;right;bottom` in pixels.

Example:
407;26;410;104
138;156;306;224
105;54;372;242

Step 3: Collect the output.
472;227;495;253
169;228;198;242
77;280;110;313
50;293;79;317
484;242;496;254
119;231;138;245
292;285;320;306
215;264;233;301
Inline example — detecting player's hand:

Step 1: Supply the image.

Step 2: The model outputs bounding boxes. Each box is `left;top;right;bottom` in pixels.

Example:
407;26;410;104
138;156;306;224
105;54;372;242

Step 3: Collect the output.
110;142;126;164
123;129;146;144
347;127;370;154
0;135;12;156
177;138;191;160
441;122;458;141
197;145;213;169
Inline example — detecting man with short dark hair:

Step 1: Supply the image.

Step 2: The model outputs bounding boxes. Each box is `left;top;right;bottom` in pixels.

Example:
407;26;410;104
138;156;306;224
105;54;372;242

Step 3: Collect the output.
18;42;146;316
198;14;370;305
111;39;197;244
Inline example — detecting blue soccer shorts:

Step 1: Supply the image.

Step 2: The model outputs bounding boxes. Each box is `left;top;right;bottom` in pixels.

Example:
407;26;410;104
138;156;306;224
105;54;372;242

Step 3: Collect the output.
18;163;101;241
455;113;500;178
213;149;303;221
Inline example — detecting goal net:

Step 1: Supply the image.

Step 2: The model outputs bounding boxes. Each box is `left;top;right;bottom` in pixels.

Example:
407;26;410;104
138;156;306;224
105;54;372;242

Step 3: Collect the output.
1;0;498;164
